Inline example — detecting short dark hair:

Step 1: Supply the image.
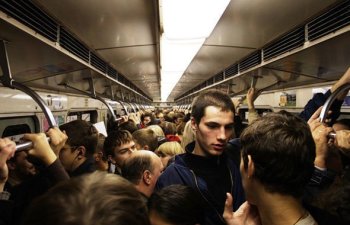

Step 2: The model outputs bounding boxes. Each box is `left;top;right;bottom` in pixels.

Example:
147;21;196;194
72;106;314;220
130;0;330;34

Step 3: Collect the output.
240;111;315;198
121;152;153;185
59;120;98;156
132;129;158;151
191;89;235;124
103;130;133;157
118;120;138;134
23;172;150;225
148;185;205;225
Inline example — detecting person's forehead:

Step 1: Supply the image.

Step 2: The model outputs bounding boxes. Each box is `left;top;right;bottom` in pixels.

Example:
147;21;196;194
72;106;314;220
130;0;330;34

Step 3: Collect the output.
202;106;234;120
116;141;135;150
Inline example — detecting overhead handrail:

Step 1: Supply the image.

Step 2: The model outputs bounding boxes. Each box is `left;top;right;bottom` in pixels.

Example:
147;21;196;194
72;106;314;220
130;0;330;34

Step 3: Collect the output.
319;83;350;139
62;81;121;122
0;40;56;151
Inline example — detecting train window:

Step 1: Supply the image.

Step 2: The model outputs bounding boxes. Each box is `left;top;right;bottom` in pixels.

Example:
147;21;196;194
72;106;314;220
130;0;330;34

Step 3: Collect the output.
67;110;98;123
0;116;38;138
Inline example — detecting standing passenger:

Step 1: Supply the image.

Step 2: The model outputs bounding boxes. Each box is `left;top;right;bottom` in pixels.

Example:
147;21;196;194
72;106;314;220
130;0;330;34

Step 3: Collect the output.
121;150;163;200
156;89;245;225
223;111;333;225
59;120;98;177
103;130;136;175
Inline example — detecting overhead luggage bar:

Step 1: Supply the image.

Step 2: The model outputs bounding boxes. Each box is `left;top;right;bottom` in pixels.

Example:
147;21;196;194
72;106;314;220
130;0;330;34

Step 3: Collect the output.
0;40;56;151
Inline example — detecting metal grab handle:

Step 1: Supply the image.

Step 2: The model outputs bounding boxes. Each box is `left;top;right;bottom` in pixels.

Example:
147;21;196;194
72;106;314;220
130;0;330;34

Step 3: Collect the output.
15;137;51;152
319;83;350;138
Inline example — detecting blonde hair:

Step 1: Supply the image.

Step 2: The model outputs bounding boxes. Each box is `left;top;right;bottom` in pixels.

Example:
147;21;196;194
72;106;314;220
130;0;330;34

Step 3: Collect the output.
181;120;195;150
157;141;184;156
147;125;165;137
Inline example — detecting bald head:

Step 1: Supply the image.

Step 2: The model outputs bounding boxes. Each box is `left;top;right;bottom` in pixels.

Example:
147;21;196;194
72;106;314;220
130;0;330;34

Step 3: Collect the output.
121;150;164;197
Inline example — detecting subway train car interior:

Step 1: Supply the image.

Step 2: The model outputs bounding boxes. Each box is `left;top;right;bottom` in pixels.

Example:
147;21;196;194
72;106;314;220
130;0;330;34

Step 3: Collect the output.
0;0;350;224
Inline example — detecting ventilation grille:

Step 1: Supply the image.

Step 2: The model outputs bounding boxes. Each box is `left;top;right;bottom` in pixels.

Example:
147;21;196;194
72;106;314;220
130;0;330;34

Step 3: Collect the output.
226;64;238;78
215;72;224;82
263;26;304;60
107;66;117;79
308;0;350;41
0;1;57;41
240;51;261;71
0;1;147;99
91;52;107;73
60;28;90;61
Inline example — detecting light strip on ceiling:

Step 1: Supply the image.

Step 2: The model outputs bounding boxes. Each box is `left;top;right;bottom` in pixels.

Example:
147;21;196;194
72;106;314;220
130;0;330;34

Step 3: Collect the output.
160;0;230;101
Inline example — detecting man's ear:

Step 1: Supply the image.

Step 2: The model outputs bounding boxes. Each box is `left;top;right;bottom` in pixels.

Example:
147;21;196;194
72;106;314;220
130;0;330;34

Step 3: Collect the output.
7;160;16;170
191;117;197;132
247;155;255;178
76;146;86;159
142;170;152;185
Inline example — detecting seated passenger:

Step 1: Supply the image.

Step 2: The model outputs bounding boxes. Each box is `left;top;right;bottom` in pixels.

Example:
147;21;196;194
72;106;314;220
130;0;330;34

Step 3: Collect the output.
59;120;98;176
148;185;205;225
121;150;163;199
103;130;136;175
23;172;150;225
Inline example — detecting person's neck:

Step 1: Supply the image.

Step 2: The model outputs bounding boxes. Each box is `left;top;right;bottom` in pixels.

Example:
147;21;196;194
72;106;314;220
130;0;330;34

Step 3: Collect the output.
72;157;87;171
192;141;209;157
255;191;306;225
135;183;152;198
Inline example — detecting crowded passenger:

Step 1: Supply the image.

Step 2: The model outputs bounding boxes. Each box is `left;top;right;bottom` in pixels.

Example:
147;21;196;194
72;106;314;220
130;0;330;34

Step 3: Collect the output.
59;120;98;176
138;112;154;128
132;128;159;152
121;150;163;200
23;172;150;225
224;111;346;225
103;129;136;174
155;141;184;168
2;128;69;225
156;89;245;225
149;185;205;225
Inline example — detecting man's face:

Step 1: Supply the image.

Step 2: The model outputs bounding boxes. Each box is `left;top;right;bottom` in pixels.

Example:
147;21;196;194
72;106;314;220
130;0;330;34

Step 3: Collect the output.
192;106;234;157
113;141;136;166
143;116;151;126
59;144;79;171
156;113;165;123
12;151;36;176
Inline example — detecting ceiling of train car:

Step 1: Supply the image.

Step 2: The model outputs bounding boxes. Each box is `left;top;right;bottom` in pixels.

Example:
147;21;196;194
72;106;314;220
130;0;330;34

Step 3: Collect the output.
167;0;340;100
223;31;350;96
34;0;160;100
0;0;346;103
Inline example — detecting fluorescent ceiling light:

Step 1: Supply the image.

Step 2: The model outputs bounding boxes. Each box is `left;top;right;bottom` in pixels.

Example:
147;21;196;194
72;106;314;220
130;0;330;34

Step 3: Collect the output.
160;0;230;101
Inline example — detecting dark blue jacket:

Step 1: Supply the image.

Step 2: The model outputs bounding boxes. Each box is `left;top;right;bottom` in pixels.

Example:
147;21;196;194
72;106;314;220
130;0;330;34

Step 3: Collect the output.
156;143;245;225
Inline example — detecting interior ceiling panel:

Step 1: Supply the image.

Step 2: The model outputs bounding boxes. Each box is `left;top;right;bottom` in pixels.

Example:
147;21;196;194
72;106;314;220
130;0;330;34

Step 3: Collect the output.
168;0;340;101
224;30;350;97
34;0;160;100
1;0;346;103
0;19;86;84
